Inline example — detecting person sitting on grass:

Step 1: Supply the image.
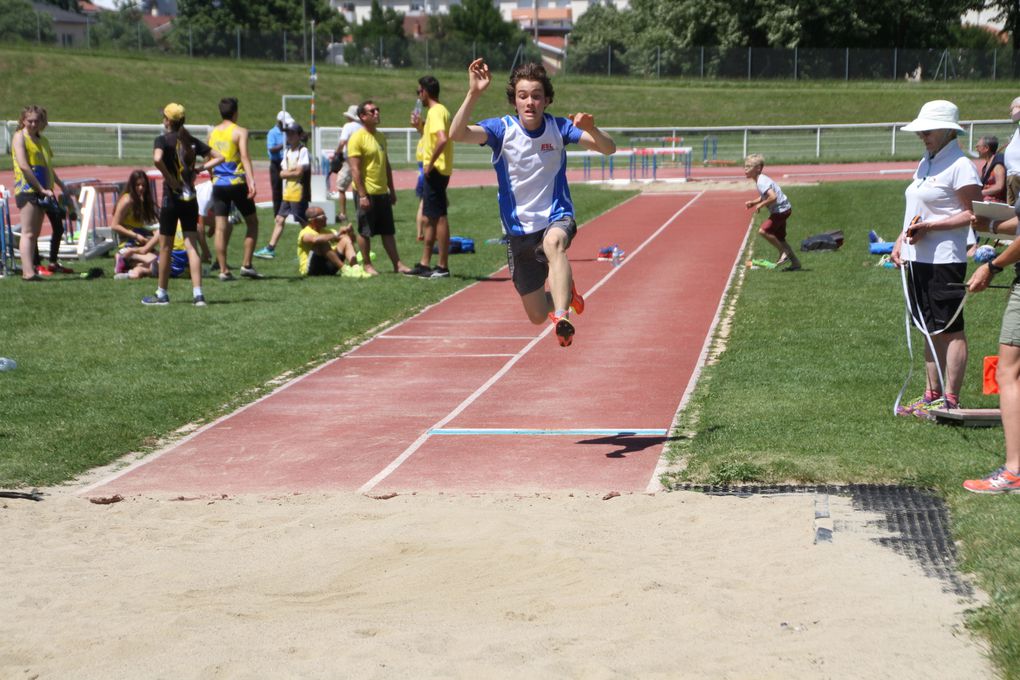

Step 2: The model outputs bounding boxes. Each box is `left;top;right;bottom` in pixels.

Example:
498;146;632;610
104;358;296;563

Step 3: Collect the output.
298;206;365;278
744;153;801;271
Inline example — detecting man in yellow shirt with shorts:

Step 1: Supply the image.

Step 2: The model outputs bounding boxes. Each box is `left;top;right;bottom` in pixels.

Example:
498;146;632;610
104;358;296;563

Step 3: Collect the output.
347;100;411;276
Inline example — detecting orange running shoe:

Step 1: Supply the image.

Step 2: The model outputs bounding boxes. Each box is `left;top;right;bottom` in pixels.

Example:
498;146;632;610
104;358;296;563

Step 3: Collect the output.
549;313;575;347
569;282;585;316
963;467;1020;494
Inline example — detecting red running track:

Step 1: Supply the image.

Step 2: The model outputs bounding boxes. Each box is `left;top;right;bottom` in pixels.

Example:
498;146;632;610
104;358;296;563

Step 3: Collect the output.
0;160;920;230
83;191;751;497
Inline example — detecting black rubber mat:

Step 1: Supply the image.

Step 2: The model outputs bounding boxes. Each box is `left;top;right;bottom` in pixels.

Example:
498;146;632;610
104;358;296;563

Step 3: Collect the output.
672;483;973;598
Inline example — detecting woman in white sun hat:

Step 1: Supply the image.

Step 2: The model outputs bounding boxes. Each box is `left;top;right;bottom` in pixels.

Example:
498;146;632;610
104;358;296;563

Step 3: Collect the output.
891;99;982;418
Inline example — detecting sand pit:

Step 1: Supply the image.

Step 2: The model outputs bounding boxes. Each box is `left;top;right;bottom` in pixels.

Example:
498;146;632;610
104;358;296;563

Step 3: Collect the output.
0;490;990;678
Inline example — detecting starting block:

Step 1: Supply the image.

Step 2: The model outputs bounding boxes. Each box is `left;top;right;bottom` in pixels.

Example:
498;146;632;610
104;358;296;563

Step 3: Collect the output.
931;408;1002;428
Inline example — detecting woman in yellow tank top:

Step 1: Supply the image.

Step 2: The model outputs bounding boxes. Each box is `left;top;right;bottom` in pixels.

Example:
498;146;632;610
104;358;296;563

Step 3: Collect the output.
11;105;66;281
111;169;160;280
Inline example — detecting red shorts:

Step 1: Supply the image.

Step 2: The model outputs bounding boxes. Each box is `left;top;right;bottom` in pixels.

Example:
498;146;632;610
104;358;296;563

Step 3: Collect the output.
760;209;791;240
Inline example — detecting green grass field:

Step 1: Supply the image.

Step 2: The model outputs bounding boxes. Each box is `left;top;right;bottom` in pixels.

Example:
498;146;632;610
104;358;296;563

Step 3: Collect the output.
2;45;1018;129
663;181;1019;677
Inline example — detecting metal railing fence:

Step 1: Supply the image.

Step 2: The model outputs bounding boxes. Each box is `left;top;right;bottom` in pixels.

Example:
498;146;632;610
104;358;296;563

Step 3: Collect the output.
4;119;1016;170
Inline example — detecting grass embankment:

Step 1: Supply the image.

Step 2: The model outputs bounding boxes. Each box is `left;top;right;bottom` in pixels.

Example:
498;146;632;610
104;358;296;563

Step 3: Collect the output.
1;45;1018;128
0;184;630;486
664;180;1019;677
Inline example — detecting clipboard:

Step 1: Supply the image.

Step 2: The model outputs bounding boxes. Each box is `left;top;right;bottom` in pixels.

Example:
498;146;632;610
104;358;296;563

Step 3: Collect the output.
972;201;1016;238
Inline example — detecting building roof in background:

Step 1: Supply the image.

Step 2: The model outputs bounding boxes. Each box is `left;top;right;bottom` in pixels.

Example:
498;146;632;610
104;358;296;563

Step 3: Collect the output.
32;2;88;24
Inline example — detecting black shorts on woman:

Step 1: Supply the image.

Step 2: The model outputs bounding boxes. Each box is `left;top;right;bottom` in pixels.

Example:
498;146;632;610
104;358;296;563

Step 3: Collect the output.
905;261;966;334
159;191;199;236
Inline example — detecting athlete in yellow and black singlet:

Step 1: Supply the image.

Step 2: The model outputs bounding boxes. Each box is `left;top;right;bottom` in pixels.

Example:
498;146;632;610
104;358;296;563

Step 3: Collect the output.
208;96;262;279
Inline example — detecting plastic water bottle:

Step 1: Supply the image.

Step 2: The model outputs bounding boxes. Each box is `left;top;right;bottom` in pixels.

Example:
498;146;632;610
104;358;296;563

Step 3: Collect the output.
0;357;16;372
611;246;624;267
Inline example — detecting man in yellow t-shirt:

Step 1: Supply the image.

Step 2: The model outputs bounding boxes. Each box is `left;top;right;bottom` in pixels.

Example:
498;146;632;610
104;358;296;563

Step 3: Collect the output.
297;206;364;277
405;75;455;279
347;100;410;276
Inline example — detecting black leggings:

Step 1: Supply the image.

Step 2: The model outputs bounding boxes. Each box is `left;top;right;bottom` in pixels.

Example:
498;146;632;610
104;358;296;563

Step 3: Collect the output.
33;210;64;266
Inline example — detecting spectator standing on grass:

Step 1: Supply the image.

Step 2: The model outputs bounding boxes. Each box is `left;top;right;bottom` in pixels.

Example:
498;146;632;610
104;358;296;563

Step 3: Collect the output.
743;154;801;271
348;100;411;277
143;103;223;307
333;104;362;223
11;105;68;281
450;59;616;347
964;210;1020;493
257;123;310;259
1002;96;1020;205
267;110;292;218
208;97;262;281
297;206;366;278
891;100;981;417
31;109;76;277
405;75;455;279
976;135;1006;203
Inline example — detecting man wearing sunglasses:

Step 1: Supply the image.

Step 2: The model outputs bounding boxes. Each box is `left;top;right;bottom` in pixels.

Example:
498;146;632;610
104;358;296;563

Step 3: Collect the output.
347;100;411;276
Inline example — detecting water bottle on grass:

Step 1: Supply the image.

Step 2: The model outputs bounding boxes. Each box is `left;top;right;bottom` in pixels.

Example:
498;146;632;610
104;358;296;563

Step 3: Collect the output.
0;357;17;372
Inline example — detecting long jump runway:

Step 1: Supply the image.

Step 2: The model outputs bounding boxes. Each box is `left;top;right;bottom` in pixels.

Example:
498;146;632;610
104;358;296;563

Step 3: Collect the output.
85;191;750;497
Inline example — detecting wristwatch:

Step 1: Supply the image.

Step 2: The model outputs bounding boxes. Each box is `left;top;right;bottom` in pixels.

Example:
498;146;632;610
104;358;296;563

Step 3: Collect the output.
988;261;1004;276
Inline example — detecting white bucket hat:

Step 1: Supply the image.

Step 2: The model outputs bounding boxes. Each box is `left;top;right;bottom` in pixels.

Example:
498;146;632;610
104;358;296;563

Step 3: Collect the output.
343;104;359;122
901;100;965;133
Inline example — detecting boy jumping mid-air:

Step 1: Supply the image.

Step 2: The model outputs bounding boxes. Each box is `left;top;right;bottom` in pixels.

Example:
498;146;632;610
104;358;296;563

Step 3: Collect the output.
450;59;616;346
744;153;801;271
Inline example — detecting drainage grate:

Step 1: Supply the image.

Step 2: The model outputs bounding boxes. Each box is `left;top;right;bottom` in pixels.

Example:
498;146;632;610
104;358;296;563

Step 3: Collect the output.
672;483;973;598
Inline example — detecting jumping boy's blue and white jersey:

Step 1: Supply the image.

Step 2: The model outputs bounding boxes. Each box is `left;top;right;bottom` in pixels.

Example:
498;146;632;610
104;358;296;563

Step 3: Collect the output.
478;114;584;236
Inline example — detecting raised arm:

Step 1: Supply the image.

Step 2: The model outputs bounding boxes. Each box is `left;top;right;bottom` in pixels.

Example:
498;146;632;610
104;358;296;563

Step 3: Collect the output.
572;113;616;156
450;58;491;146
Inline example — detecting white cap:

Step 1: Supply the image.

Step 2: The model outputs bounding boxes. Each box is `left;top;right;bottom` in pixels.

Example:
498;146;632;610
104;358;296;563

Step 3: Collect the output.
344;104;359;122
276;110;289;123
900;100;965;133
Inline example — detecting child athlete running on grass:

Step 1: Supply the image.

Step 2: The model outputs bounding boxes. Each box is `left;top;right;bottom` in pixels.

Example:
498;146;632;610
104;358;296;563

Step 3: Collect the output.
450;58;616;347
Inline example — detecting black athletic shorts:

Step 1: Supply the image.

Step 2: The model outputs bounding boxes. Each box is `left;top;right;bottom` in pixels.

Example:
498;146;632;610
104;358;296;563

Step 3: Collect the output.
159;193;199;236
422;169;450;219
357;194;395;238
307;252;340;276
211;183;256;218
905;261;966;334
507;217;577;296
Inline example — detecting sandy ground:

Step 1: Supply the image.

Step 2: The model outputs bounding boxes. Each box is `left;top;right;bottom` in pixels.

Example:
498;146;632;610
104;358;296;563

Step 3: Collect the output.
0;490;990;679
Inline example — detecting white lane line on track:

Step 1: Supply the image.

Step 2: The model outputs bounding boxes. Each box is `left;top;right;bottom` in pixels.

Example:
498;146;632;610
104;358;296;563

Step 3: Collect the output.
359;191;707;494
348;353;517;359
378;335;537;340
644;211;754;493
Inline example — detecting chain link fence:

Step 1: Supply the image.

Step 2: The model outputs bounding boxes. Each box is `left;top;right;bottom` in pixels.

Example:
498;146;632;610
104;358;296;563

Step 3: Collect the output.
565;45;1020;80
6;10;1020;80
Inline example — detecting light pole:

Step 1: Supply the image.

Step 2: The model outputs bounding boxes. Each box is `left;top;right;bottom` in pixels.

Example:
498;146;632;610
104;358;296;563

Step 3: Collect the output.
310;20;317;171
